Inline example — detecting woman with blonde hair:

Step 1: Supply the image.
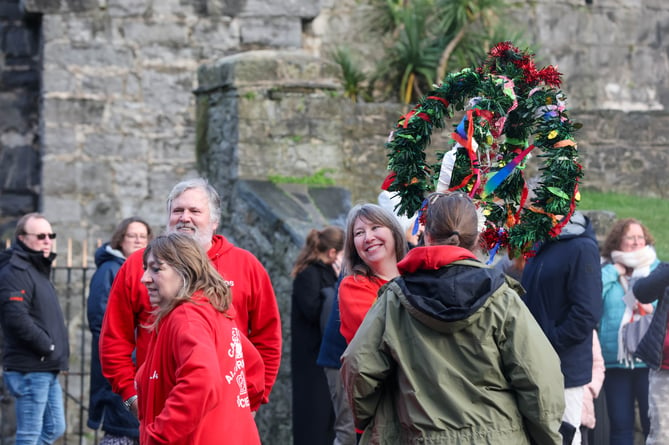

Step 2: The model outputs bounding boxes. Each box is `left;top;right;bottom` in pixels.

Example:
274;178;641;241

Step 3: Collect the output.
136;233;260;445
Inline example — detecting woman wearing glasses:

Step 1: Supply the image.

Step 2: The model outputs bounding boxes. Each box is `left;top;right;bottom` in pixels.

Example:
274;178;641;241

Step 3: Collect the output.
87;217;152;445
599;218;659;444
341;193;565;444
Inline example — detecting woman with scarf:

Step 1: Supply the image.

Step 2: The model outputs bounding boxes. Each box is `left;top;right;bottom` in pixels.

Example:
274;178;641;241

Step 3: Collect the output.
599;218;659;444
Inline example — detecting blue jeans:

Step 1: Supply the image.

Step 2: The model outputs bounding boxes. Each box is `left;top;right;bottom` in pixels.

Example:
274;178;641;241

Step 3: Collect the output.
3;371;66;445
603;367;650;445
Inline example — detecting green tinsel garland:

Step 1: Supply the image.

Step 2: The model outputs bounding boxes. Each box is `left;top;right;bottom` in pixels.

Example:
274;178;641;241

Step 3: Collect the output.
384;42;583;257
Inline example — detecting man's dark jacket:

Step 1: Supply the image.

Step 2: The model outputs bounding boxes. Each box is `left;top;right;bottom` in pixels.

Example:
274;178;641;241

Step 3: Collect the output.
0;239;69;372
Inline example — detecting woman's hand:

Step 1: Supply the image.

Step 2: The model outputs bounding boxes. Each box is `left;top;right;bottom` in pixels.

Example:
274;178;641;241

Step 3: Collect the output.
637;302;654;315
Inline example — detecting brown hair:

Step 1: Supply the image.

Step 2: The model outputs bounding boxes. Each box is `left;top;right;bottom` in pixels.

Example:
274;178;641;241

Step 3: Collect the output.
143;233;231;330
424;192;479;251
601;218;654;261
109;217;153;253
291;226;345;277
343;203;407;278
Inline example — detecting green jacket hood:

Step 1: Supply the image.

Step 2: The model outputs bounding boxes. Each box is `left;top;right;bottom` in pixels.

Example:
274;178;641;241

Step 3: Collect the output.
394;246;524;332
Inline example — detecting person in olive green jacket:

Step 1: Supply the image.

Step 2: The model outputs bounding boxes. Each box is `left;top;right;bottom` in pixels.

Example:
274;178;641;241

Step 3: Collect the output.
341;192;565;445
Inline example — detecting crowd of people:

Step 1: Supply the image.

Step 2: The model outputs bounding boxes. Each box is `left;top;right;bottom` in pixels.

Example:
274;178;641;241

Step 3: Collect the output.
2;178;669;445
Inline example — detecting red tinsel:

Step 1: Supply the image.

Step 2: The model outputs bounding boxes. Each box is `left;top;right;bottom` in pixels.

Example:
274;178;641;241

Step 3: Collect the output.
485;41;562;88
479;226;509;251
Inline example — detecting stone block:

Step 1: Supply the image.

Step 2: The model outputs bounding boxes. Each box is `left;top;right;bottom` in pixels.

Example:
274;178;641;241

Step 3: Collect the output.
24;0;99;14
44;41;134;68
82;131;121;159
42;160;79;195
191;16;240;54
239;16;302;48
43;196;82;224
114;161;148;198
0;2;23;19
0;193;36;216
42;66;76;94
106;0;149;17
198;0;245;17
43;97;105;126
1;69;39;90
242;0;320;19
121;21;190;47
0;144;40;189
3;25;39;57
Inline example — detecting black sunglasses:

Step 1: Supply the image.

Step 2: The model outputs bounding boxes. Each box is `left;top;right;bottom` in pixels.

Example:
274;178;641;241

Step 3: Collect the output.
25;233;57;240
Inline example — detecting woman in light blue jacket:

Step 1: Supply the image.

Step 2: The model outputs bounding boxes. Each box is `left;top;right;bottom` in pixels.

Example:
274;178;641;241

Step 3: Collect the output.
599;218;659;445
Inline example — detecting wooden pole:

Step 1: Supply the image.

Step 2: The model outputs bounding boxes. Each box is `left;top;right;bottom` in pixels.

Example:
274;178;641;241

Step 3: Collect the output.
82;238;88;268
67;238;72;268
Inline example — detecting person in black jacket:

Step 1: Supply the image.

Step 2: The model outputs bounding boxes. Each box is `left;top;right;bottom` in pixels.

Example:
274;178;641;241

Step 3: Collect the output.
633;262;669;445
0;213;69;445
291;226;344;445
87;217;152;445
521;211;603;445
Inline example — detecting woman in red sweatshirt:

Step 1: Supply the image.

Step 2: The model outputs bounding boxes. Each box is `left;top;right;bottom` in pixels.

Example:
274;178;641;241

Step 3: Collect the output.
339;203;408;344
135;233;260;445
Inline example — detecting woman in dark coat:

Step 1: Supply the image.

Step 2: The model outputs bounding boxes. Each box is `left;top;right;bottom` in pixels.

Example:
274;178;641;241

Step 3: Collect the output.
87;217;152;444
291;226;344;445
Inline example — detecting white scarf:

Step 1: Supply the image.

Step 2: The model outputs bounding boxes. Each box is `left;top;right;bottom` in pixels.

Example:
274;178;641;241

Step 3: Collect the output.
611;245;656;367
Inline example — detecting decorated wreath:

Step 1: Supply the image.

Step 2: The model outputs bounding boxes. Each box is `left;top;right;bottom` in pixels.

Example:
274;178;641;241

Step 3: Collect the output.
384;41;583;258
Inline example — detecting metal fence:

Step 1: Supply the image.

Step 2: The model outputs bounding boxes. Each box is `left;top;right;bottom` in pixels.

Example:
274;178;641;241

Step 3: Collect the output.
0;242;103;445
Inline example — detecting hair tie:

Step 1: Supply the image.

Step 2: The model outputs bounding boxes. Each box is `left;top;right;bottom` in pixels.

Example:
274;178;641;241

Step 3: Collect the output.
450;231;459;237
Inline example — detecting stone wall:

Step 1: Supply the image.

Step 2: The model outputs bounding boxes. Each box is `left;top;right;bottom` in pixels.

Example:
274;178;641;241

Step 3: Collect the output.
0;1;41;236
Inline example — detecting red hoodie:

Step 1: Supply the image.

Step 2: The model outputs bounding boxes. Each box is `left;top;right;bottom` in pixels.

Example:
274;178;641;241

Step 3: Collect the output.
339;274;388;344
100;235;281;407
136;294;260;445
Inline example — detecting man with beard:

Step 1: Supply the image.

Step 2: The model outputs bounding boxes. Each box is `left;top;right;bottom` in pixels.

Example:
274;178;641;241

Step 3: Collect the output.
99;178;281;417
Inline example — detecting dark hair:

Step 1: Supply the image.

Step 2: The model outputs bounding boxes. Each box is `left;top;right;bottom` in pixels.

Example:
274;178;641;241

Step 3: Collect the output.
343;203;407;278
424;192;479;251
292;226;345;277
143;233;231;329
166;178;221;229
601;218;654;260
14;213;47;239
109;217;153;252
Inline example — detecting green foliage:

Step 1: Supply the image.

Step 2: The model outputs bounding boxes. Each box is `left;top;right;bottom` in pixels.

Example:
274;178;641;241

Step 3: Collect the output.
268;168;337;186
330;47;367;102
365;0;525;103
579;189;669;261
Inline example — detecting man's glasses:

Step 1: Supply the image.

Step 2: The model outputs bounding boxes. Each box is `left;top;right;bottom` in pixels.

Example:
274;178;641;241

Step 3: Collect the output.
25;233;57;240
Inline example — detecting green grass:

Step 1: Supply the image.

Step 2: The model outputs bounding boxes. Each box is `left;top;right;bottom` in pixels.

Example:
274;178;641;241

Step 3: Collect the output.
579;189;669;261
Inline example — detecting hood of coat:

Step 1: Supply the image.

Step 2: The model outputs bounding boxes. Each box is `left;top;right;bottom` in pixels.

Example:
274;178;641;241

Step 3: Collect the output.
393;245;517;332
533;211;597;256
94;243;125;268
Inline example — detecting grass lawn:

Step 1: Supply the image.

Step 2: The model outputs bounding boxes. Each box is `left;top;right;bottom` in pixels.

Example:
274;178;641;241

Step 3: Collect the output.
579;189;669;261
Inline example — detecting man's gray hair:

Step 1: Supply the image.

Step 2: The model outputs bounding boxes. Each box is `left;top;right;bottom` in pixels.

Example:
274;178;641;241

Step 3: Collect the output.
166;178;221;228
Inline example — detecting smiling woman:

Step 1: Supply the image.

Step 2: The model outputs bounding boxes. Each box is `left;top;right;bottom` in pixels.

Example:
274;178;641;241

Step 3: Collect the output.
338;204;408;344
